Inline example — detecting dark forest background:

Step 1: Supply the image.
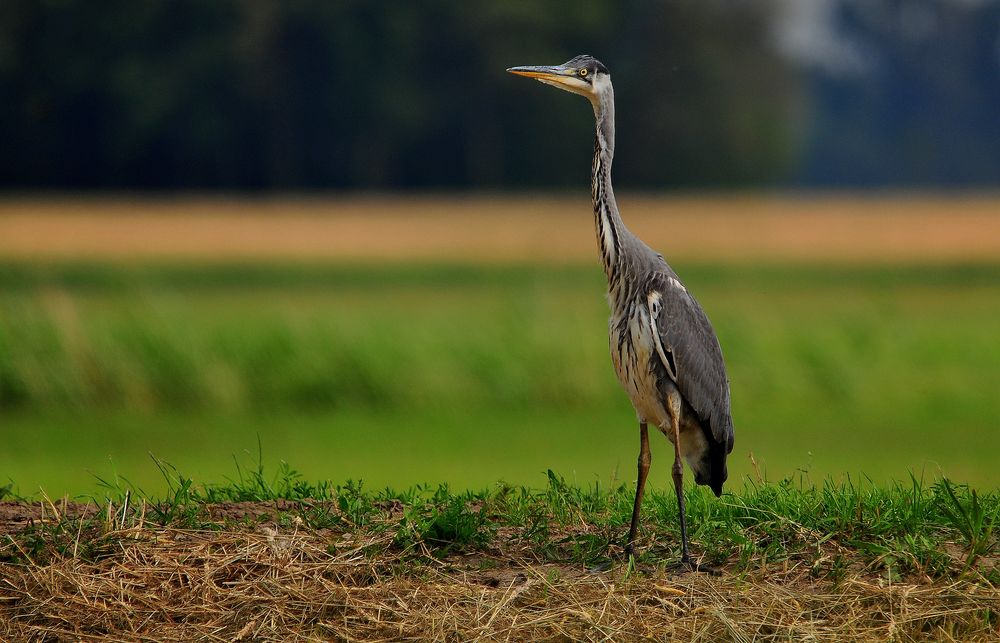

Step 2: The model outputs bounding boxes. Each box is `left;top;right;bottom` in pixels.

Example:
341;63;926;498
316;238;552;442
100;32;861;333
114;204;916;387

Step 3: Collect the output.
1;0;998;190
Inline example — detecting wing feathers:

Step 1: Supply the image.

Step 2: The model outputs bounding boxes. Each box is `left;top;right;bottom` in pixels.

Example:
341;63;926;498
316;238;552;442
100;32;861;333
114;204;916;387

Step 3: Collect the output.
645;272;734;452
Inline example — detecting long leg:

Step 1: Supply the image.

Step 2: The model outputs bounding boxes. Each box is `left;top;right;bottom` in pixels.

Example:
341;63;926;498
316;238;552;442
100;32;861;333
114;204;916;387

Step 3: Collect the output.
667;393;691;564
625;422;650;557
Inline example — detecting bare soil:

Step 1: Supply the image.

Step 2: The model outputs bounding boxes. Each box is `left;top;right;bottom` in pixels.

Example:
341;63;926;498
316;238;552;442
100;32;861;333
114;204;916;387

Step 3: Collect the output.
1;194;999;263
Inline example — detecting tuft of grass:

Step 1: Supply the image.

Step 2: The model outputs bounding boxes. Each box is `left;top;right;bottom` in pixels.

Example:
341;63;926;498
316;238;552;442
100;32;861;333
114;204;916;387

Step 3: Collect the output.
936;478;998;567
394;486;492;555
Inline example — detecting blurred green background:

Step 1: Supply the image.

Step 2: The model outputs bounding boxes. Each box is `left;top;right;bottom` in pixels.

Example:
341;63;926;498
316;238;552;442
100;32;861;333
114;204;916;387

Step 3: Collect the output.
2;261;999;494
1;1;999;497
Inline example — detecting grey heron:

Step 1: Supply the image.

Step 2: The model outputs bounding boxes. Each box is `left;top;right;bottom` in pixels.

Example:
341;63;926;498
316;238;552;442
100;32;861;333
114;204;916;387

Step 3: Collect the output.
508;55;735;570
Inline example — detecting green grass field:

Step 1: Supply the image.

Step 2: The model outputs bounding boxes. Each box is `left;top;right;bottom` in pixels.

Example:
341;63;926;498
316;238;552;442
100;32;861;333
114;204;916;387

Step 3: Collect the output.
2;261;999;497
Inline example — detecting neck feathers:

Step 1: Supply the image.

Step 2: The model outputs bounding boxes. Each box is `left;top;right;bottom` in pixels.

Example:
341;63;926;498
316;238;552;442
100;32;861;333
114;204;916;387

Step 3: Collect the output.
590;87;624;289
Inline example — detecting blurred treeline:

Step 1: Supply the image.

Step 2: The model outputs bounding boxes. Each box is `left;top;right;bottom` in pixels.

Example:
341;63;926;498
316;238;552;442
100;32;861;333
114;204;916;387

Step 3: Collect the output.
1;0;998;190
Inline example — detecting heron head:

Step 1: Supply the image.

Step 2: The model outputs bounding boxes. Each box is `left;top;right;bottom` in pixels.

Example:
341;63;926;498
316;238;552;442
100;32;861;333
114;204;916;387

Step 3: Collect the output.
507;55;610;106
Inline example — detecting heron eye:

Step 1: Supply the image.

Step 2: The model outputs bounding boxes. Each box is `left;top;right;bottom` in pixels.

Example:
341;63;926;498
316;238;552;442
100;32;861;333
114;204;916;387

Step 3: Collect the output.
579;69;588;77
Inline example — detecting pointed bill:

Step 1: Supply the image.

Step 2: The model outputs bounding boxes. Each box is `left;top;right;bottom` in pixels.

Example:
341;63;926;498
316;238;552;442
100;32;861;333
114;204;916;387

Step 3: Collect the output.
507;64;591;95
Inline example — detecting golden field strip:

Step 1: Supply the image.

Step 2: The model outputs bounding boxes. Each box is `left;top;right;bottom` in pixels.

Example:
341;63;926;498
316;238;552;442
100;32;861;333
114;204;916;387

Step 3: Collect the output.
1;194;999;263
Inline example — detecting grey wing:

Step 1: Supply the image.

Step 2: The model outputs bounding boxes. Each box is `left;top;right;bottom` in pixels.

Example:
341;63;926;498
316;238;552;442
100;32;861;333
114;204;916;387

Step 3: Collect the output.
645;271;734;452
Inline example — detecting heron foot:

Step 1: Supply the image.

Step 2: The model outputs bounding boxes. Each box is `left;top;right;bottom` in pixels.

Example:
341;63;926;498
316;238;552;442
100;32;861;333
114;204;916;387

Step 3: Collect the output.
667;558;722;576
586;560;614;574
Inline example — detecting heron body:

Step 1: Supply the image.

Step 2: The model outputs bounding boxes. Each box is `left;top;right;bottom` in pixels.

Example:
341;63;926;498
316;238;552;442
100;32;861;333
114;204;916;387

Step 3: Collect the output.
508;55;734;567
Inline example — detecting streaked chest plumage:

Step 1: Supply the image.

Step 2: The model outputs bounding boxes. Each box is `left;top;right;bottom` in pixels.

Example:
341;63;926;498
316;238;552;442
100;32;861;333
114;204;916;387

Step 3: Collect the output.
608;296;671;431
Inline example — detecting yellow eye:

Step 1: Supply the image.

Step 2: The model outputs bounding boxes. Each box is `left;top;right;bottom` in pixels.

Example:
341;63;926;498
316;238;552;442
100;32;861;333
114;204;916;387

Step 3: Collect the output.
579;69;588;77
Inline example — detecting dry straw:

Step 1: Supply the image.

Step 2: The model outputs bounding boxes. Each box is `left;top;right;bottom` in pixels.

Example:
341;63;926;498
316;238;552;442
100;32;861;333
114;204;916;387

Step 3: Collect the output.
2;500;998;641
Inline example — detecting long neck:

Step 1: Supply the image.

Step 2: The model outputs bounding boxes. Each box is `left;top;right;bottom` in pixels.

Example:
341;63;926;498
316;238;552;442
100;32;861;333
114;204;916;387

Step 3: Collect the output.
590;86;627;290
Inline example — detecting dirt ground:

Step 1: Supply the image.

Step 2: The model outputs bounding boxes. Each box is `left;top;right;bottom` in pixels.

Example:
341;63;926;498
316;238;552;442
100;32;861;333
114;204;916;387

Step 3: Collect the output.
1;194;998;263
